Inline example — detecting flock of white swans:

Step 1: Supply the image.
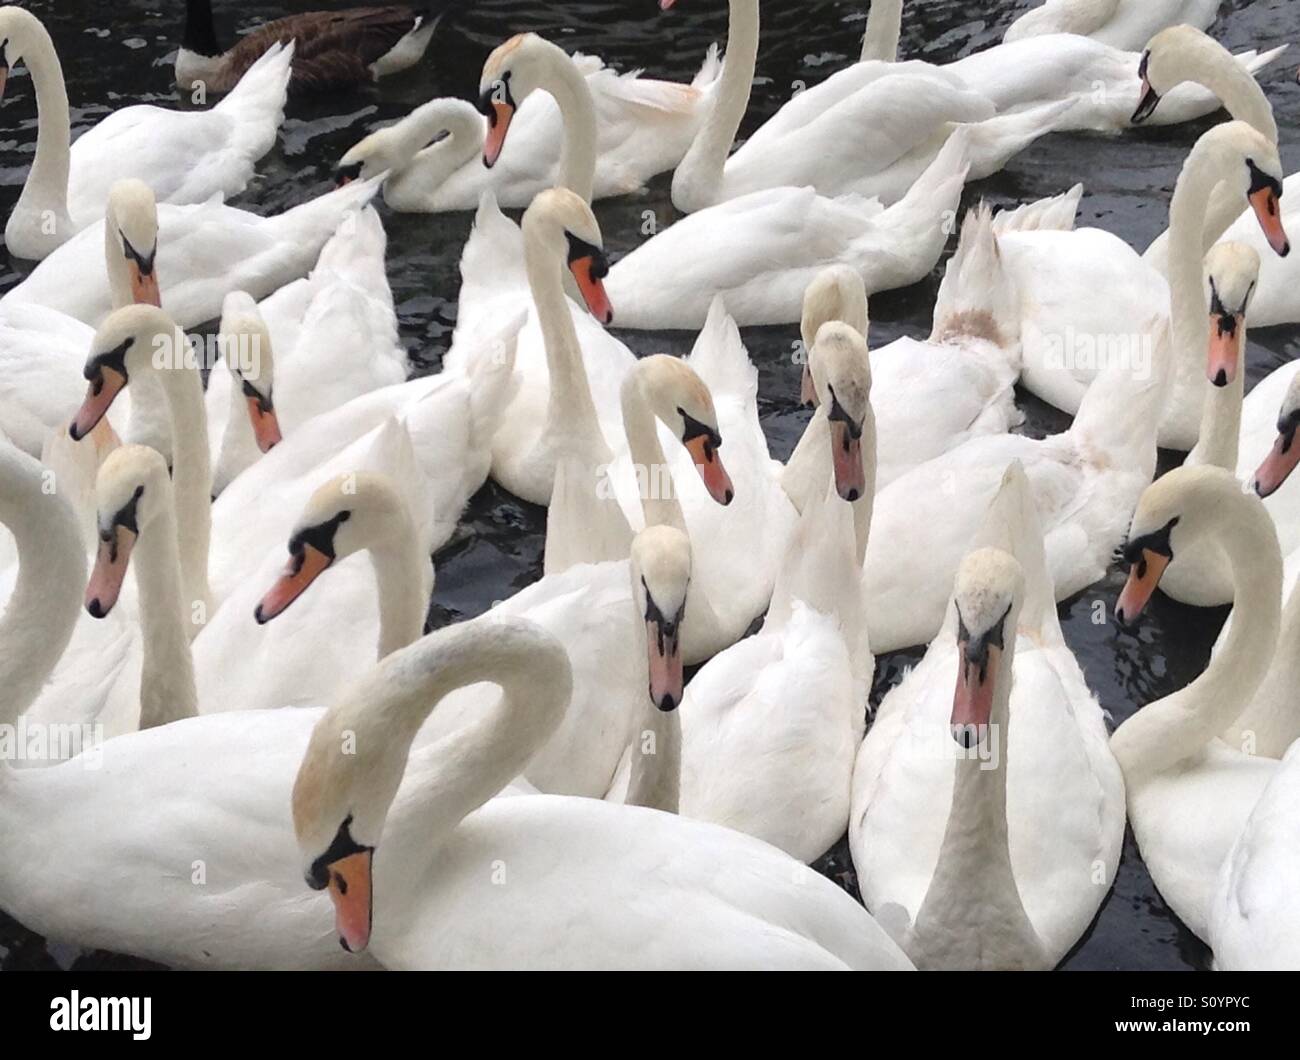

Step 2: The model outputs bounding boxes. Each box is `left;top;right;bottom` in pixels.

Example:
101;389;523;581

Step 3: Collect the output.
0;0;1298;970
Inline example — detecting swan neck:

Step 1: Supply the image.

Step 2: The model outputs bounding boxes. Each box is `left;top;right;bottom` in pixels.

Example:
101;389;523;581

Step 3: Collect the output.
15;16;72;222
860;0;903;62
369;519;429;661
1192;50;1279;144
625;701;681;813
1188;350;1244;470
621;375;687;533
546;51;598;203
134;501;199;728
854;409;877;566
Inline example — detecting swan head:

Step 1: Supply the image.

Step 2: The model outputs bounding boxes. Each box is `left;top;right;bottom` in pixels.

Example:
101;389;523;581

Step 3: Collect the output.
1203;242;1260;389
1133;26;1222;124
1193;122;1290;258
1116;466;1247;626
68;304;182;442
800;266;869;406
809;322;872;503
255;472;412;624
336;98;483;186
522;187;614;325
630;525;692;713
107;180;162;308
478;33;563;169
85;445;171;619
951;547;1023;750
1253;372;1300;500
0;6;49;101
628;354;735;506
218;293;281;454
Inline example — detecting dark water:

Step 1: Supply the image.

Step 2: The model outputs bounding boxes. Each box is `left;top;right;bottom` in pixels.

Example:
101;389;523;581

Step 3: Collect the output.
1;0;1297;971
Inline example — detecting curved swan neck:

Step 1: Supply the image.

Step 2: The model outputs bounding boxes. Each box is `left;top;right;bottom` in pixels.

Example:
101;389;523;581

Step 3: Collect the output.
1182;44;1279;145
911;613;1046;969
11;11;71;224
1233;584;1300;757
673;0;759;210
403;106;484;184
0;451;84;727
860;0;903;62
134;496;199;728
626;701;681;813
535;42;598;203
1114;494;1282;778
369;513;429;661
522;220;609;465
620;373;687;533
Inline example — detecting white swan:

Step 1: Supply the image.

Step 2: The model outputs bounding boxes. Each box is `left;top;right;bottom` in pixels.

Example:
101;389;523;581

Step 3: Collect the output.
289;615;914;969
1111;465;1292;941
1;172;383;329
851;463;1125;969
205;208;408;494
1210;741;1300;970
1003;0;1220;51
860;304;1165;654
664;0;1070;210
1137;26;1300;328
672;324;871;862
1017;121;1288;450
337;35;722;209
0;6;290;259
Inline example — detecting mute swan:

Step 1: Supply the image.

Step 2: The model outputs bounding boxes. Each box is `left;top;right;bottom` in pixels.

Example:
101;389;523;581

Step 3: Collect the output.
0;5;290;260
851;463;1124;969
205;209;408;494
1210;742;1300;970
1003;0;1220;51
860;301;1165;655
671;324;871;862
1017;121;1288;449
1137;27;1300;328
663;0;1070;211
1254;371;1300;503
337;35;722;210
176;0;454;94
2;172;383;329
290;615;913;969
1111;466;1291;941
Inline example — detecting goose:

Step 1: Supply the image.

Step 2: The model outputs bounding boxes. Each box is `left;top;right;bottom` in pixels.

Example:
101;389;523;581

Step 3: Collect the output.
1136;26;1300;329
1;172;383;329
1016;121;1288;449
850;463;1125;969
336;35;722;210
1003;0;1220;51
662;0;1072;211
289;615;914;969
1210;742;1300;970
0;5;290;260
1110;465;1295;941
666;324;871;862
205;208;408;494
857;287;1166;655
176;0;455;95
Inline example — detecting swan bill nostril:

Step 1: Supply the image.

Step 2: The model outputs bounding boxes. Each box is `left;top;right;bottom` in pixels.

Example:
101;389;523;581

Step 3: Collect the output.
1214;369;1229;388
87;598;104;619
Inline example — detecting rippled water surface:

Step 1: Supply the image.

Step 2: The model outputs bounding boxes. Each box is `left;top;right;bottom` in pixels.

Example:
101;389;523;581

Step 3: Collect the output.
1;0;1298;970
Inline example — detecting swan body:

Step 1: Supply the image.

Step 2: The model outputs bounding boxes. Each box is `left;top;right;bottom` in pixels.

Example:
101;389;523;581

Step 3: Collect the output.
1003;0;1220;52
2;178;383;329
851;465;1124;968
0;6;290;260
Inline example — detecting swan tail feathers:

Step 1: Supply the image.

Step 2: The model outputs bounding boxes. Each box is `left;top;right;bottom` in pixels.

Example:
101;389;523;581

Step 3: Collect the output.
1237;44;1290;76
691;43;725;91
975;460;1055;634
463;310;525;450
688;298;759;404
601;66;712;115
958;99;1077;181
931;203;1014;347
213;40;293;161
267;175;382;247
543;456;635;577
991;183;1083;235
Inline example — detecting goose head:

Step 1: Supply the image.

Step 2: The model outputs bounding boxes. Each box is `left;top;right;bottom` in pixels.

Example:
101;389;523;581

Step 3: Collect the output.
478;33;564;169
1195;122;1290;258
218;293;281;454
630;525;692;713
809;321;872;502
84;444;171;618
1253;372;1300;499
107;180;161;308
1203;242;1260;388
800;266;869;406
1116;466;1245;626
627;354;735;505
951;547;1023;751
1133;25;1222;124
522;186;613;324
335;98;484;186
255;472;411;624
68;304;181;442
